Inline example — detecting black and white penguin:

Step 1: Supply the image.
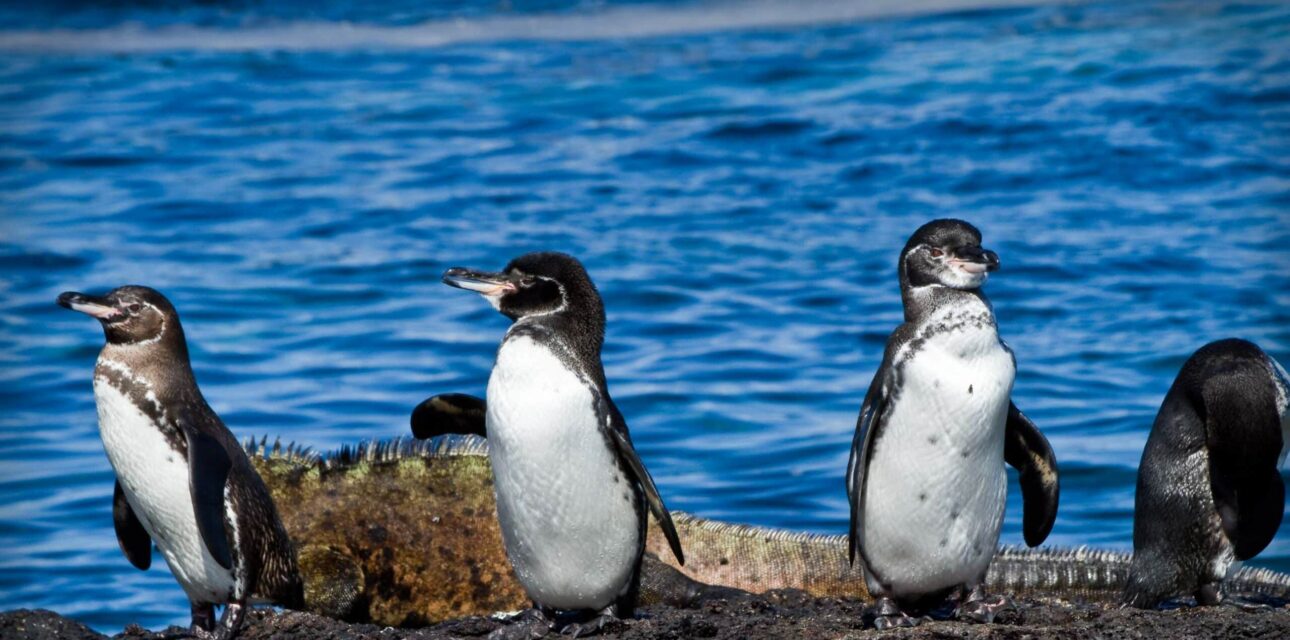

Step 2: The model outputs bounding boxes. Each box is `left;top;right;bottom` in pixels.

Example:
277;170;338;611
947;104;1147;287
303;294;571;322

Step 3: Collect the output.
441;251;684;637
1123;338;1289;609
846;219;1060;629
58;286;302;638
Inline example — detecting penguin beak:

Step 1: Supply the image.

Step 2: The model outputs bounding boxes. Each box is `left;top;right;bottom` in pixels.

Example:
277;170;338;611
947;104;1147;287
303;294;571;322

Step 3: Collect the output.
442;268;516;298
57;291;122;320
949;246;1000;274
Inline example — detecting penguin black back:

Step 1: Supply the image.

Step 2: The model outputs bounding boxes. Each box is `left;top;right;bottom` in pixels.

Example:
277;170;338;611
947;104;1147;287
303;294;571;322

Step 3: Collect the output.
1165;339;1283;560
1124;338;1287;608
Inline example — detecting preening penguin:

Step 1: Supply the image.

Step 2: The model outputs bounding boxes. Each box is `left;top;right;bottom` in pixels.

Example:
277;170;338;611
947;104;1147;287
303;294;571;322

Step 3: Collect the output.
846;219;1059;629
440;252;684;637
1123;338;1289;609
411;393;487;439
58;286;302;639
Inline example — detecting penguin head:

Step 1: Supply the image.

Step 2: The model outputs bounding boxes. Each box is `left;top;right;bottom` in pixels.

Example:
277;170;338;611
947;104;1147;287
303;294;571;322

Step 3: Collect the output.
442;251;605;326
899;218;999;291
58;285;179;346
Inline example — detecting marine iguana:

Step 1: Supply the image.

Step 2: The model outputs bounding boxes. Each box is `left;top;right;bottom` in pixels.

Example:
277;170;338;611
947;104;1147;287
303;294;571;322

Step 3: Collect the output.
248;436;1290;627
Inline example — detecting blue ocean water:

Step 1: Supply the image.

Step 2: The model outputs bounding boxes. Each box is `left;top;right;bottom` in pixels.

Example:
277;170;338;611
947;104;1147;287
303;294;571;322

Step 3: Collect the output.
1;0;1288;632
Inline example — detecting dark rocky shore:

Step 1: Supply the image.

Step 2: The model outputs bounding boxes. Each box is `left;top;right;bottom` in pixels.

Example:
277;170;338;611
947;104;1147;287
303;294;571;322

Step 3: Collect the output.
6;591;1290;640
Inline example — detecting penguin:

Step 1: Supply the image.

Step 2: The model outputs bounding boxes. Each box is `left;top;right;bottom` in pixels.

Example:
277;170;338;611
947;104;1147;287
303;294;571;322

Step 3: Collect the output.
846;219;1060;629
1122;338;1289;609
58;286;302;639
411;393;487;439
440;251;684;637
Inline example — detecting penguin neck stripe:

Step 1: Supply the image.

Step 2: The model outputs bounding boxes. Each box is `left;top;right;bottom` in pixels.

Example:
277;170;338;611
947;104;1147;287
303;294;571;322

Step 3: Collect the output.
120;305;167;346
124;319;165;346
516;276;568;320
96;358;167;419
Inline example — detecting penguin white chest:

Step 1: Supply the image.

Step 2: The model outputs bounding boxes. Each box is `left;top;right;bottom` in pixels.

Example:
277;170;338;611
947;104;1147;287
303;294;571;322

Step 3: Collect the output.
93;369;234;604
486;336;640;610
860;324;1015;597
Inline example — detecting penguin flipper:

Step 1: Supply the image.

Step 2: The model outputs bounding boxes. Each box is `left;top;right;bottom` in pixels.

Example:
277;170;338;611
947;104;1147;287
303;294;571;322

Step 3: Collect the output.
599;395;685;566
848;371;887;566
1004;402;1059;547
113;480;152;570
179;414;235;570
1205;390;1285;560
410;393;487;439
608;426;685;566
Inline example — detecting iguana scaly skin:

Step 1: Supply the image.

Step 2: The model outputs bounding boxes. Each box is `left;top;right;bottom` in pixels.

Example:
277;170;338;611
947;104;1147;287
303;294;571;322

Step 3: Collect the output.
246;436;1290;627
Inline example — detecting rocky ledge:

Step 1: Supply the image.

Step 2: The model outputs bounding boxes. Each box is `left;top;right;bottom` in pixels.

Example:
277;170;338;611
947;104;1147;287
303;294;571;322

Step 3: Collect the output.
5;591;1289;640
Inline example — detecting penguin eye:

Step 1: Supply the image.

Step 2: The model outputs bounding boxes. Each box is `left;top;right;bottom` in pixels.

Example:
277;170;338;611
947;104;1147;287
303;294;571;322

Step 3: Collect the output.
125;303;142;314
520;276;536;287
929;248;945;258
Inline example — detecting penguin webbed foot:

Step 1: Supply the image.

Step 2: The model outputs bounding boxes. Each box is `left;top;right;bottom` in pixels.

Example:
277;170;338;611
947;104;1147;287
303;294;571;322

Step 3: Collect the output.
558;614;618;638
208;601;246;640
872;614;920;631
151;603;215;640
151;628;204;640
1209;585;1280;611
152;630;201;640
1222;598;1275;612
555;605;625;638
867;596;922;630
954;586;1017;624
487;608;555;640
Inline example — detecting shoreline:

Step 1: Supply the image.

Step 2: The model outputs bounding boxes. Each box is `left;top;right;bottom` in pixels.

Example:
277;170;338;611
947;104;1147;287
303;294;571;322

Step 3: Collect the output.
6;591;1290;639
